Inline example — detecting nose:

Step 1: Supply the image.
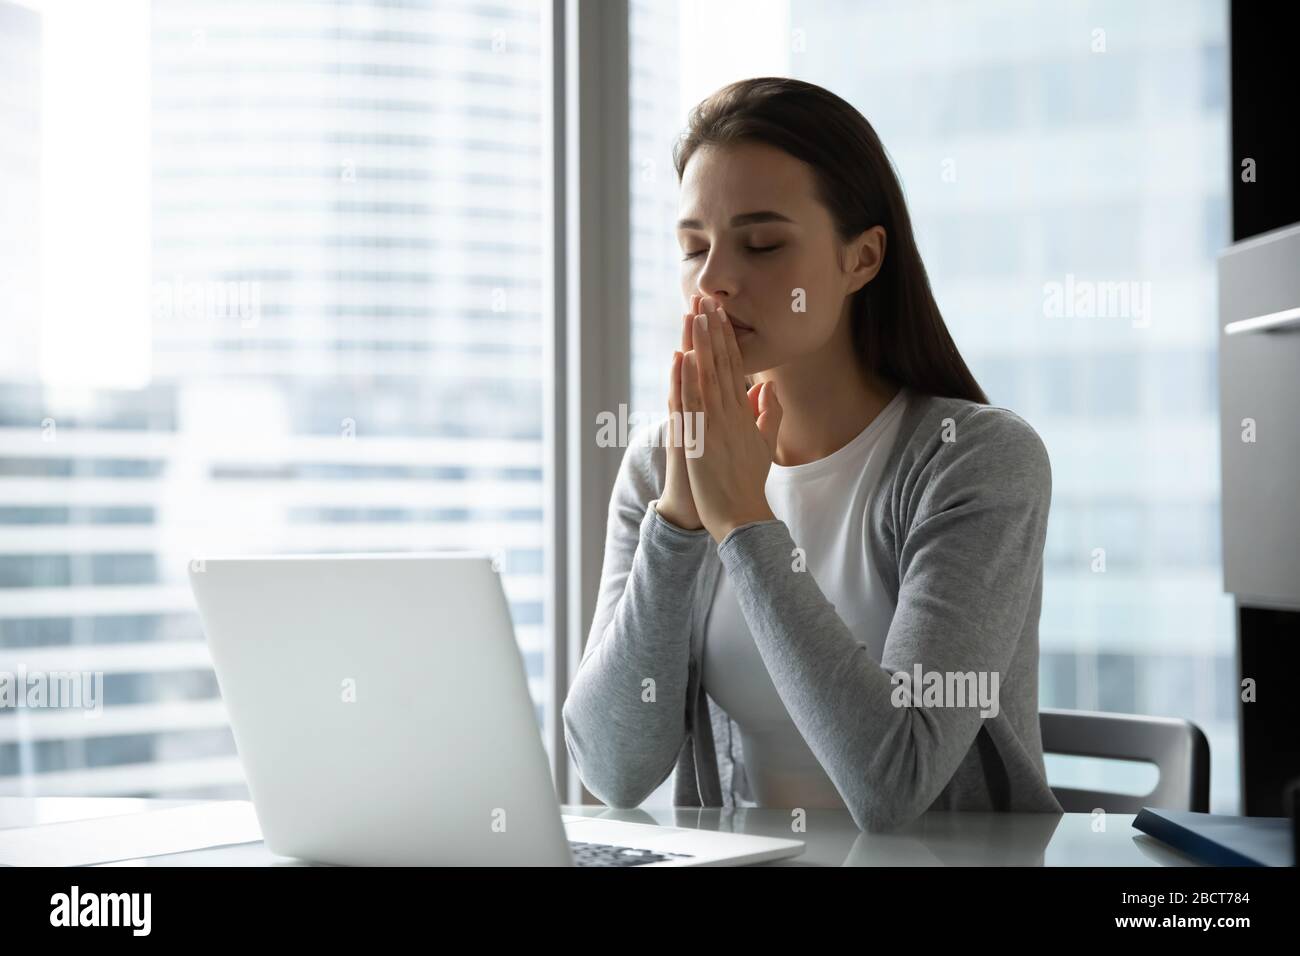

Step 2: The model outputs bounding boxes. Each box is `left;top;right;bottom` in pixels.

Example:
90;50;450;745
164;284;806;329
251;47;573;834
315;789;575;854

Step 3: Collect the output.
694;253;738;308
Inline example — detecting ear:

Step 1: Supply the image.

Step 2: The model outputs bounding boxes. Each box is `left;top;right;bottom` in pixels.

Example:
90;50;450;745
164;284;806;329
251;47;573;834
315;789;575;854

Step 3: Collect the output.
843;225;886;295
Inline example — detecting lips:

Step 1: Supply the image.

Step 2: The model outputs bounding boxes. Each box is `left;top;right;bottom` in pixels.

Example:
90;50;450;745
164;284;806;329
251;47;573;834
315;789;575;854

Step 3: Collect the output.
723;311;755;332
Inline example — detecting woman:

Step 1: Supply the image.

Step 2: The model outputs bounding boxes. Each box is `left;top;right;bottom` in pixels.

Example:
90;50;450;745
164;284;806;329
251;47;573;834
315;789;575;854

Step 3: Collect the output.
562;77;1062;832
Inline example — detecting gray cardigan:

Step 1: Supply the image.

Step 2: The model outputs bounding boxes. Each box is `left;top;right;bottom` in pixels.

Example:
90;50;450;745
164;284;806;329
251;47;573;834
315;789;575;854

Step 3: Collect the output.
561;389;1064;831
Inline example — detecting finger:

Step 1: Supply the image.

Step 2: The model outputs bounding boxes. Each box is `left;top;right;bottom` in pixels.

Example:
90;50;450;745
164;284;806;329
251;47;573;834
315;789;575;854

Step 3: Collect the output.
716;306;746;408
681;348;703;414
705;309;738;403
747;381;763;420
755;381;783;457
669;350;682;410
692;313;721;415
668;350;686;452
682;294;701;352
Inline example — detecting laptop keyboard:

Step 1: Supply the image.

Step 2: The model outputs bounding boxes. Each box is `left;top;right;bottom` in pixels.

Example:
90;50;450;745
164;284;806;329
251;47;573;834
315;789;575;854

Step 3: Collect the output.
568;839;695;867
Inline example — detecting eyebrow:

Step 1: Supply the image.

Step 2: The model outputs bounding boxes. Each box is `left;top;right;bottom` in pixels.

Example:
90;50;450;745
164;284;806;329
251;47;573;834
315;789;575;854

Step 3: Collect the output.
676;211;795;230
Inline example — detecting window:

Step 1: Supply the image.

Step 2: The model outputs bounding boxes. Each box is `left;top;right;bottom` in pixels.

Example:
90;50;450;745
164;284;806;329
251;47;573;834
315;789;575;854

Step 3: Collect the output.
629;0;1235;810
1;0;1237;813
0;0;550;799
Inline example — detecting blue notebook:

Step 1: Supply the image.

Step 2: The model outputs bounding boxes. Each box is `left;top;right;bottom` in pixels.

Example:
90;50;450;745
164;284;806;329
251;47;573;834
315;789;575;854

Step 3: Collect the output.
1132;807;1293;866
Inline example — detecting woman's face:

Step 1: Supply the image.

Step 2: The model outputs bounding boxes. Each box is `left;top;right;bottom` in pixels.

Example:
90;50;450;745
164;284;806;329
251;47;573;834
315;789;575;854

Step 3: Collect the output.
677;141;876;375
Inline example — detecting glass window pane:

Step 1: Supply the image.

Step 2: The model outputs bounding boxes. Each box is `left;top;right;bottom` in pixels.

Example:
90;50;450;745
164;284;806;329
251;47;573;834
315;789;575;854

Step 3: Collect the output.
629;0;1234;810
0;0;550;799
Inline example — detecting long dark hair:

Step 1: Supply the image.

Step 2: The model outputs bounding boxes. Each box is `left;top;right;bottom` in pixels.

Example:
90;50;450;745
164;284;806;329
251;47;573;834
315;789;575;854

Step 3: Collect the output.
673;77;988;405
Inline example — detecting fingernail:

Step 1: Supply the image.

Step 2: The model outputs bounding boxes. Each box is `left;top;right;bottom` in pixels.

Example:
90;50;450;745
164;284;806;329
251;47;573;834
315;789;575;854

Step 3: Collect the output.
695;313;707;333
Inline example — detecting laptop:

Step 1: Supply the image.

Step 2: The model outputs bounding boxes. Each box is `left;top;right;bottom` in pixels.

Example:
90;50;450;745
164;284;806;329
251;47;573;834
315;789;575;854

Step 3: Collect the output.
188;552;805;867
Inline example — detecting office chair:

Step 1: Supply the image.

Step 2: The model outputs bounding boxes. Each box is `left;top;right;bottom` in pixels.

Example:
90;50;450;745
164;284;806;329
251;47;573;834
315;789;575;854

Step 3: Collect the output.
1039;707;1211;812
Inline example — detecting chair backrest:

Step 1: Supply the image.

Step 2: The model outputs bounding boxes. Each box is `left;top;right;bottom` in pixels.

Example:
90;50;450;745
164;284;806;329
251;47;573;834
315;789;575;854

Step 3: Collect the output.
1039;707;1211;813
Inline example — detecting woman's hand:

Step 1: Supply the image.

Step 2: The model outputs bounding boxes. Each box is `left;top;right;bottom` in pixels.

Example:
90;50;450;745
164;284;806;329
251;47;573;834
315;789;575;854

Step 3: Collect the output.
681;300;784;543
654;294;706;530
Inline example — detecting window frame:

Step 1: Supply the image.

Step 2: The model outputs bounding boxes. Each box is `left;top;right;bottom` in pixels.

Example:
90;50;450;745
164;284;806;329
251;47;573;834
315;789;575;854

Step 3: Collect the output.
545;0;632;806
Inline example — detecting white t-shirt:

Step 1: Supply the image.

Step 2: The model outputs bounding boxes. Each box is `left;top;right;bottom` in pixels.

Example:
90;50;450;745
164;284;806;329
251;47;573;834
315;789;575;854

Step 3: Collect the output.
701;385;910;809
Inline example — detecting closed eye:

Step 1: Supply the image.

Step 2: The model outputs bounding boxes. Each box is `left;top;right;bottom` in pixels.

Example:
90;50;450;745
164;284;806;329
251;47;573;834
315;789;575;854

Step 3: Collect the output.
681;245;783;261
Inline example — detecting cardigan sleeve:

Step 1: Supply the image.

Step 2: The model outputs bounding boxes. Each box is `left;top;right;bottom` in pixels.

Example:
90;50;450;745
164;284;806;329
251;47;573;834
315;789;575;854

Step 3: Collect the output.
714;407;1053;831
561;420;713;808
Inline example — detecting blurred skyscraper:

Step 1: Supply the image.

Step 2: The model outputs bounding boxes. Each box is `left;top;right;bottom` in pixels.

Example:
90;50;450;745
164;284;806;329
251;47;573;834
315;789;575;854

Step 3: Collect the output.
629;0;1236;810
0;0;548;799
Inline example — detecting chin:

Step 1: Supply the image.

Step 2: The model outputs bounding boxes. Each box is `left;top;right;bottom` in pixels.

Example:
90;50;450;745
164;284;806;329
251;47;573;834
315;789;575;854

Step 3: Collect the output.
735;342;760;374
739;349;777;378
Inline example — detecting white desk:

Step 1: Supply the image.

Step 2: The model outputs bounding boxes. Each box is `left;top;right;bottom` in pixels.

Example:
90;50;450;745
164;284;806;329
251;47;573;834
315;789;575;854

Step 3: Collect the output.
0;797;1204;866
